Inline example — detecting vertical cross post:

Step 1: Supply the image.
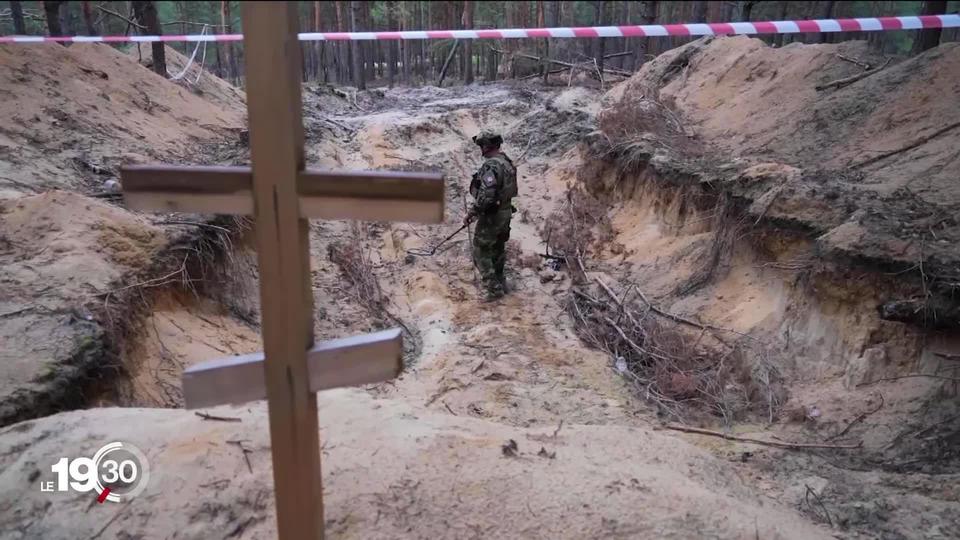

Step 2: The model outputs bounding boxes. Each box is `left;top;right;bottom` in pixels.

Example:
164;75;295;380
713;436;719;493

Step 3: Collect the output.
120;2;445;536
242;3;323;538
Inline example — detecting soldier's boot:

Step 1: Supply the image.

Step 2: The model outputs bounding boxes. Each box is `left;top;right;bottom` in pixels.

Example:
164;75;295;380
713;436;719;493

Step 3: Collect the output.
495;268;508;294
483;286;504;303
493;229;509;294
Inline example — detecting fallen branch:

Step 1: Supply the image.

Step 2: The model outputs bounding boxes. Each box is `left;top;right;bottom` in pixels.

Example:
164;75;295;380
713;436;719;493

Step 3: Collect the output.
854;120;960;169
96;5;145;31
437;40;461;87
602;315;647;357
195;411;242;422
834;53;871;70
857;373;960;387
226;440;254;473
910;413;960;439
827;393;883;440
161;20;227;29
662;424;862;450
519;66;571;80
322;116;353;132
442;400;457;415
815;57;891;91
804;484;834;527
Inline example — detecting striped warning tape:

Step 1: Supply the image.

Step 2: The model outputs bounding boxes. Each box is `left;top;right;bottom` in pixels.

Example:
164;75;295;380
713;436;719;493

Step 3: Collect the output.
1;15;958;44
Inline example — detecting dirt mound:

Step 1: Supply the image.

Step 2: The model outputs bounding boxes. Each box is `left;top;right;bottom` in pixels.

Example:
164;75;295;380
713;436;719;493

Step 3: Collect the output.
0;391;832;540
0;42;244;197
129;43;246;115
0;191;167;423
600;37;960;328
567;36;960;536
0;43;246;425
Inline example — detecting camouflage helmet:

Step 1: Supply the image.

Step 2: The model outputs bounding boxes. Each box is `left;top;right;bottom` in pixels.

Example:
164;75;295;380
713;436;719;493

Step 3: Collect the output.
472;130;503;148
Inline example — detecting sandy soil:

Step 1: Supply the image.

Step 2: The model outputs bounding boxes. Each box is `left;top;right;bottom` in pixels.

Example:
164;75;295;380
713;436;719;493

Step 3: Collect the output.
1;36;959;540
0;42;247;424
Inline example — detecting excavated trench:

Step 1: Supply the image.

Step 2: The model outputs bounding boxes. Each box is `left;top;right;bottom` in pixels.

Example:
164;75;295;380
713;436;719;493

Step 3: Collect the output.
69;81;958;536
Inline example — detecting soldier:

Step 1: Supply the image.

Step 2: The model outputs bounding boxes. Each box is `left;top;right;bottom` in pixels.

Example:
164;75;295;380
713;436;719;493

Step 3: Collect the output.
463;130;518;301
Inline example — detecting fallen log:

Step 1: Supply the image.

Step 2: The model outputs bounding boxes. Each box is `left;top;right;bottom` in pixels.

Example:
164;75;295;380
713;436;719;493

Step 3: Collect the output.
816;58;892;91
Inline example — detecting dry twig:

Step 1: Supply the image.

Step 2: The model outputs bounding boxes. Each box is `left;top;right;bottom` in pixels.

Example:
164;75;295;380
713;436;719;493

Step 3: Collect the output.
857;374;960;387
816;58;891;91
96;5;146;31
834;53;871;70
195;411;242;422
662;424;861;450
804;484;834;527
827;393;884;440
854;121;960;169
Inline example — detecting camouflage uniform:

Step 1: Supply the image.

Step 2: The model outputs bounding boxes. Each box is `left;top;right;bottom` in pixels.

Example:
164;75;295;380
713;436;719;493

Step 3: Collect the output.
468;130;518;300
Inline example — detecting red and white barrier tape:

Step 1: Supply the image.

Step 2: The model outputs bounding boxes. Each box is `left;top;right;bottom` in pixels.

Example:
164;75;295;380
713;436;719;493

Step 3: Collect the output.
1;15;958;44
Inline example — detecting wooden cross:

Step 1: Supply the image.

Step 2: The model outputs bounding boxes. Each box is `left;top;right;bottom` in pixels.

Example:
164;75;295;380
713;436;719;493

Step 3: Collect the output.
118;3;444;539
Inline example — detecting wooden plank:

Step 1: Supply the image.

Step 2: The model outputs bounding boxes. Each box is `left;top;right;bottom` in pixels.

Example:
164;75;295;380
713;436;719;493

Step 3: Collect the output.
119;166;443;222
299;169;444;223
299;169;444;202
120;165;250;193
307;328;402;392
122;192;253;215
298;196;442;223
181;328;404;409
120;164;252;214
241;3;323;539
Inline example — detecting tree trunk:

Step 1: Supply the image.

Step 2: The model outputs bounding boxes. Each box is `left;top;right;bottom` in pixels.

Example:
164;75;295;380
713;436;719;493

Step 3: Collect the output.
914;0;947;53
59;1;73;36
774;1;789;46
313;1;323;82
742;1;756;22
215;40;224;78
819;1;835;43
80;1;97;35
632;1;656;70
401;1;411;84
420;0;428;79
335;1;346;83
537;0;547;83
721;0;736;22
362;1;374;83
10;1;27;34
132;1;166;77
463;1;474;84
504;1;515;78
220;1;235;83
350;1;365;89
594;2;606;78
691;1;707;23
387;2;398;87
43;1;63;37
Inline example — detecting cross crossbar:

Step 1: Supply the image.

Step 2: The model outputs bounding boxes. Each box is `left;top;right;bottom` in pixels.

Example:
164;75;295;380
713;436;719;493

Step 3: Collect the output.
182;328;402;409
120;165;445;223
